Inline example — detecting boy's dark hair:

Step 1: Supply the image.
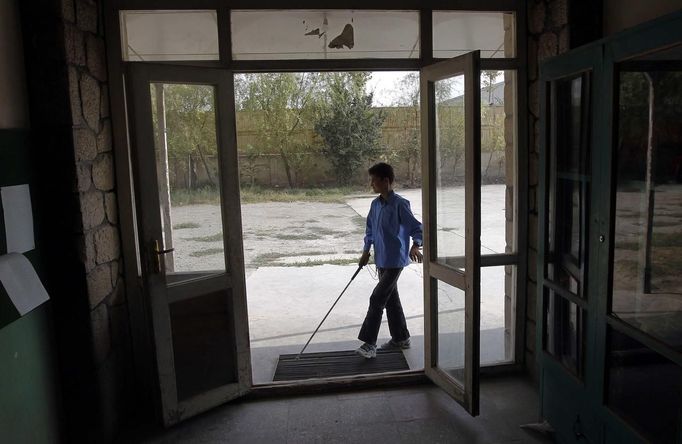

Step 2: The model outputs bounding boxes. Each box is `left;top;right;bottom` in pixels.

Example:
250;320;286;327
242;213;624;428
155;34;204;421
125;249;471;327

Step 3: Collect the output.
368;162;395;184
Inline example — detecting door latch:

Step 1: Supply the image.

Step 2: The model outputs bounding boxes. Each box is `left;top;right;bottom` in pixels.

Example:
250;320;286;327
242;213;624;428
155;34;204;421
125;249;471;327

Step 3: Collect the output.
152;239;175;274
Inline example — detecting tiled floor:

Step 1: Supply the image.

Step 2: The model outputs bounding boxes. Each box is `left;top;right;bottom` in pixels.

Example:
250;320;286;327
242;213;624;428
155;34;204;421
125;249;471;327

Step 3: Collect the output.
120;374;553;444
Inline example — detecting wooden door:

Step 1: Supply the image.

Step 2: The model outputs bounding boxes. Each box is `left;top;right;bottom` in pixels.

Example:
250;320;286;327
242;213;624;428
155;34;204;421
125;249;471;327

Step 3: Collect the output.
420;51;482;415
127;64;251;426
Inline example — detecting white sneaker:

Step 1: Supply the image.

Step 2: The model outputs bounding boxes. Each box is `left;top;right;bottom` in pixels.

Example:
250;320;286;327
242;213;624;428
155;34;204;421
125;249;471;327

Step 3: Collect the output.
379;338;411;350
355;342;377;359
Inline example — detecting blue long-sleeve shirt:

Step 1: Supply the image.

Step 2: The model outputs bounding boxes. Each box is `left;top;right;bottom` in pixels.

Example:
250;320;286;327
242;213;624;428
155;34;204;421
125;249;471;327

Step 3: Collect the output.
363;191;423;268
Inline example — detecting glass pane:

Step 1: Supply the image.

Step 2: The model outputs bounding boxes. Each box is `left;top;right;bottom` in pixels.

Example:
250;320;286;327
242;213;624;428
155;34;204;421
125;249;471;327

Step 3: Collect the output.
436;279;465;384
434;75;466;269
121;10;219;61
231;10;420;60
150;83;226;275
546;74;590;297
606;327;682;443
433;12;515;59
481;70;517;255
611;69;682;351
170;290;237;401
544;288;582;375
481;266;515;365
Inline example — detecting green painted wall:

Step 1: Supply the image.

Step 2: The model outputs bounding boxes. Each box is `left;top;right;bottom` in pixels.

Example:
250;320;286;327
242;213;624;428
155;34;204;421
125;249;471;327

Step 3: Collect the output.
0;305;60;443
0;130;61;442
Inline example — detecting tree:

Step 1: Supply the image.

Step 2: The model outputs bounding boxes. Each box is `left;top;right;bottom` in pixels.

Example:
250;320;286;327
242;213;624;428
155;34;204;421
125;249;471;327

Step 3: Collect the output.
481;71;501;106
434;79;465;182
391;73;421;186
437;105;466;183
239;73;325;188
240;143;263;187
389;73;465;184
162;84;218;187
315;73;386;185
481;71;506;180
394;119;421;186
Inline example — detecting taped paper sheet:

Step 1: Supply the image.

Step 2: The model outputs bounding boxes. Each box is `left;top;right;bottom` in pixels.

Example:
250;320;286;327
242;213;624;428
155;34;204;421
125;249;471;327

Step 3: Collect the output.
0;253;49;315
1;184;35;253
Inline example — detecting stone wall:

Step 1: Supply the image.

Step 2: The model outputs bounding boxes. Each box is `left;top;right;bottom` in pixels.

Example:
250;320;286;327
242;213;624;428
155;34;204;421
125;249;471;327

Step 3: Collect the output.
525;0;570;378
168;150;508;189
68;0;131;437
20;0;131;441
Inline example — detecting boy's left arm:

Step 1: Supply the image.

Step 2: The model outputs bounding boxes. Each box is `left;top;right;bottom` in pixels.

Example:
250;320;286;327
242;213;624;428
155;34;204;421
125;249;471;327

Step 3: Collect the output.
399;200;423;244
399;201;424;262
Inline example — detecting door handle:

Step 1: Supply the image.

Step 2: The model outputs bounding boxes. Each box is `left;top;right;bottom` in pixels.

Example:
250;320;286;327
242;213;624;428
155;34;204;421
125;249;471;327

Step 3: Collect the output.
152;239;175;274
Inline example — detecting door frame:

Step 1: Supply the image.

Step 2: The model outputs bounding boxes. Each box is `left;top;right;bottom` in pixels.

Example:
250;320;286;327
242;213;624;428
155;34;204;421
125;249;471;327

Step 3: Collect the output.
103;2;528;421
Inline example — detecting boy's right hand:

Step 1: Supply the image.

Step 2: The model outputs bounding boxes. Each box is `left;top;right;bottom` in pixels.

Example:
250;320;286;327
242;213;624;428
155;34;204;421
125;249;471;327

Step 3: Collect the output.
359;251;370;267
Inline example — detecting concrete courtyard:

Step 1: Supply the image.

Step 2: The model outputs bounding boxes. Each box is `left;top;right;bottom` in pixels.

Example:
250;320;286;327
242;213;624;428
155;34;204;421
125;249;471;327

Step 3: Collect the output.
171;185;513;384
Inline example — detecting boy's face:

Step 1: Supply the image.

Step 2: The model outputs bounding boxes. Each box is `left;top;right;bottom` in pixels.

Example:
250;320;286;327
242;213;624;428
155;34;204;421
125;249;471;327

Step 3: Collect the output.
369;174;390;194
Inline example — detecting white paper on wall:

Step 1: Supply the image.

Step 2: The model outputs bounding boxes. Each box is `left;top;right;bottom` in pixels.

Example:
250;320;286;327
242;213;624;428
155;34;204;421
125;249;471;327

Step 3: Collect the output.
1;184;35;253
0;253;49;315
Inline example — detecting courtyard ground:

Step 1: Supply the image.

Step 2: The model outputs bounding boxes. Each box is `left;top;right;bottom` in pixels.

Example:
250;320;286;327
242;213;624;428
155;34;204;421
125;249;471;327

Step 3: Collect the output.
170;185;512;383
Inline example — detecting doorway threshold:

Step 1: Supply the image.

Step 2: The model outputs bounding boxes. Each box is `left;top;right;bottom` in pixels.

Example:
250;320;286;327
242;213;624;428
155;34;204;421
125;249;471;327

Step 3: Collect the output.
273;349;410;381
246;370;428;400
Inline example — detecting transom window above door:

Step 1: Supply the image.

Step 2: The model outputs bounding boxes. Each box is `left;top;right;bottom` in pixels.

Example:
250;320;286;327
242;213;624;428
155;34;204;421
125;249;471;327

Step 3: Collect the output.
231;10;421;60
120;10;220;62
119;9;517;62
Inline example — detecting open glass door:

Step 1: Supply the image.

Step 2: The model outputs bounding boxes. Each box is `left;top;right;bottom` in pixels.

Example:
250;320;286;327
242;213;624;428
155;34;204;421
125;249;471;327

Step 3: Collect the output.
126;64;251;426
420;51;481;415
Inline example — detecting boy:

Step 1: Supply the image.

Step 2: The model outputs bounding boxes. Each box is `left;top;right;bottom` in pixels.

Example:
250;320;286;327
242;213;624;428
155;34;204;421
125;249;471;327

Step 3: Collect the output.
356;163;423;359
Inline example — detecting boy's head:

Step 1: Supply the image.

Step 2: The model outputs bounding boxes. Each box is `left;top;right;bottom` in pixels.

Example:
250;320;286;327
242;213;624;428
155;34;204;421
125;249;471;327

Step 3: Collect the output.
368;162;395;184
368;162;394;194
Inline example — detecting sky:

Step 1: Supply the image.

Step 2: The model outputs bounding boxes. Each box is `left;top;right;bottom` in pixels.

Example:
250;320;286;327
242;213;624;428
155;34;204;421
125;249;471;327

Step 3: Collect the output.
366;71;415;106
366;70;469;107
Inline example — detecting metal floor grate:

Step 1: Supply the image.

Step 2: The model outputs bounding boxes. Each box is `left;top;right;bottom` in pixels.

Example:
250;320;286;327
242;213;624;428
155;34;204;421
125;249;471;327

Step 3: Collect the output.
273;349;410;381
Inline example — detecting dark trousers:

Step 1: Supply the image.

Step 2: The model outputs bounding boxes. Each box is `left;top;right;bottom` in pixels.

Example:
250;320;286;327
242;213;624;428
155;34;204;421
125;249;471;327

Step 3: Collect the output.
358;267;410;345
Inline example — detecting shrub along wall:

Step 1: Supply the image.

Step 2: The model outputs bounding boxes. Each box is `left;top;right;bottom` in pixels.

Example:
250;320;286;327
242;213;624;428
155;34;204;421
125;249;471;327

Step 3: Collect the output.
170;105;507;189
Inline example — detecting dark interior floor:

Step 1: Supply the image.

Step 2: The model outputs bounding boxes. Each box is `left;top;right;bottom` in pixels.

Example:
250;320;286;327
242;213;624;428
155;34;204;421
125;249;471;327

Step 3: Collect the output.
119;374;553;443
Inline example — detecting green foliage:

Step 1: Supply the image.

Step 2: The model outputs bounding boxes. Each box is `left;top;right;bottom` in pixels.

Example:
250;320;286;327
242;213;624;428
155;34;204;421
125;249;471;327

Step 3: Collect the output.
238;186;361;204
190;248;224;258
238;73;326;188
171;184;364;206
482;107;506;180
156;84;219;186
437;105;466;179
389;74;467;184
240;144;263;188
160;70;512;190
170;185;220;206
388;73;422;186
394;114;421;186
190;232;224;242
315;72;386;185
173;222;200;229
161;84;216;155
